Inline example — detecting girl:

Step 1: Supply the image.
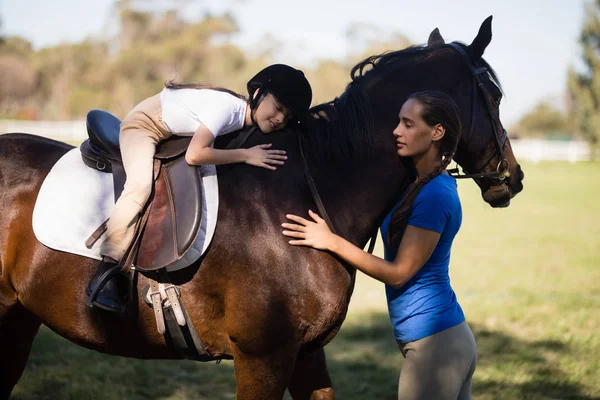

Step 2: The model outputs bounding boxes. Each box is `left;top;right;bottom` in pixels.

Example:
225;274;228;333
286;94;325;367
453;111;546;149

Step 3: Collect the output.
282;91;477;400
87;64;312;314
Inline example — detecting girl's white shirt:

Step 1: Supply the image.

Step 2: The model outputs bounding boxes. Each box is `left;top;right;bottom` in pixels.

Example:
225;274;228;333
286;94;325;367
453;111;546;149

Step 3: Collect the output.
160;88;247;138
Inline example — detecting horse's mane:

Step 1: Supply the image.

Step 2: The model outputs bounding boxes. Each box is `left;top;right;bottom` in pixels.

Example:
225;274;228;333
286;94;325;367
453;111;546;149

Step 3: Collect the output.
304;42;502;164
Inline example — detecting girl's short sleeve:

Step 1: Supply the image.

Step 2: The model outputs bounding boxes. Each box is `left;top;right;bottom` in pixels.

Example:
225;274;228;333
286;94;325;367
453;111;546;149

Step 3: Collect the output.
407;186;451;234
200;104;235;138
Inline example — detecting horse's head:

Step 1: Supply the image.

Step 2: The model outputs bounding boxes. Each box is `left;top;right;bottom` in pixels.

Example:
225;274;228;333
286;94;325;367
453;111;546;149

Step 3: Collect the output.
330;16;524;208
306;16;523;209
427;17;524;206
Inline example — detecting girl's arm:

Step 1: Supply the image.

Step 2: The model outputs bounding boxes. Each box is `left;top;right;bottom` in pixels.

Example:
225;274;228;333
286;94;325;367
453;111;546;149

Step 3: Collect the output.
282;210;441;288
185;125;287;170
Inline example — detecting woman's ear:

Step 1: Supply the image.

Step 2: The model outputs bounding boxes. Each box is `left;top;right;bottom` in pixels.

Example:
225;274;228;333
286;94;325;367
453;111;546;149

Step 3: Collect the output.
432;124;446;142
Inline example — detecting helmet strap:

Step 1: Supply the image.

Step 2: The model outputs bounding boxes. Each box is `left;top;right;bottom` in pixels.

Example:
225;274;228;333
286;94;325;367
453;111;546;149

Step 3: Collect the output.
249;86;268;124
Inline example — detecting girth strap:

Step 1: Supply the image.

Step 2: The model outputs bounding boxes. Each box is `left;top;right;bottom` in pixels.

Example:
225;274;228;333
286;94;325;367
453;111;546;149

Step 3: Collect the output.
144;270;215;362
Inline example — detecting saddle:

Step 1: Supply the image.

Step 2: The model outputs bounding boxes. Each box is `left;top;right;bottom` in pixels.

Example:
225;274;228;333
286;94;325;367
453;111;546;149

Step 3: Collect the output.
80;110;203;272
80;110;218;361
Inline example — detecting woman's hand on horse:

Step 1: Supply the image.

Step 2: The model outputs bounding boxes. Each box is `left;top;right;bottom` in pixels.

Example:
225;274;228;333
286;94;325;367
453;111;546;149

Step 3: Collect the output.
282;210;335;250
245;144;287;170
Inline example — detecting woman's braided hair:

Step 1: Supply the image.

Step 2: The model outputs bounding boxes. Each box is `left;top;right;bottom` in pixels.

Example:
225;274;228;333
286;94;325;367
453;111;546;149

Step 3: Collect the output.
387;90;462;250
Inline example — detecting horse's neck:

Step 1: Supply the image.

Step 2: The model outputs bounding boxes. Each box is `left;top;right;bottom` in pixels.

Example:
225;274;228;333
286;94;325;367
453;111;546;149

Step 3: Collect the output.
313;149;408;248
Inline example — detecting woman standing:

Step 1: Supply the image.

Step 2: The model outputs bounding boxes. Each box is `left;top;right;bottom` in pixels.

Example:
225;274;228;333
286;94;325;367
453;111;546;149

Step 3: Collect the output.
282;90;477;400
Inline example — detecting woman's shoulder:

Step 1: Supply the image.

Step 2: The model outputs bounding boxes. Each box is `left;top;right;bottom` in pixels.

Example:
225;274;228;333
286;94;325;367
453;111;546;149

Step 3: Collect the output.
414;174;459;209
421;174;458;196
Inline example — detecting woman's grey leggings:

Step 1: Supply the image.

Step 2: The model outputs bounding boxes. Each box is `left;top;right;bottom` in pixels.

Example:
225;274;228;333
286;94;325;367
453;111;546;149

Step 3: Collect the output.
396;321;477;400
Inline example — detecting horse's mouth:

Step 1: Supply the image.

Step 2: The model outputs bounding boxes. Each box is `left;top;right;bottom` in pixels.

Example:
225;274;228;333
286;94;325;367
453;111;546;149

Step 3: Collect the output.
483;184;512;208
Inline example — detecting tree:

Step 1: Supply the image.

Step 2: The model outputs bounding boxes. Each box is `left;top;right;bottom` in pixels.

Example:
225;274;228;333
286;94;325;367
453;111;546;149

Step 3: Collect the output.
513;101;574;139
0;2;419;122
568;0;600;156
0;11;4;44
0;55;36;116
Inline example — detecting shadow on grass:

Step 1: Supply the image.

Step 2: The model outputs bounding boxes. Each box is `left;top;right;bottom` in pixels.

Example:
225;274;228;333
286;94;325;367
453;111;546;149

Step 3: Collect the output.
330;312;599;400
10;312;599;400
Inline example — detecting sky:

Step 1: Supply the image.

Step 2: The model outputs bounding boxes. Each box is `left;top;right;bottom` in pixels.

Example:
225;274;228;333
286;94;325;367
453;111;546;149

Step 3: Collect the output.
1;0;586;125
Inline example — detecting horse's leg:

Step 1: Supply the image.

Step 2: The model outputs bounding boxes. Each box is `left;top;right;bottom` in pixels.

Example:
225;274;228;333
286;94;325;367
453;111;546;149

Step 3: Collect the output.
287;347;335;400
231;342;299;400
0;290;42;400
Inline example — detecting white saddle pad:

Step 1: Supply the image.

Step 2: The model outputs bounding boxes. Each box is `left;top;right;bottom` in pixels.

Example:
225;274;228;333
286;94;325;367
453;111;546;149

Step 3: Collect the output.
32;148;218;271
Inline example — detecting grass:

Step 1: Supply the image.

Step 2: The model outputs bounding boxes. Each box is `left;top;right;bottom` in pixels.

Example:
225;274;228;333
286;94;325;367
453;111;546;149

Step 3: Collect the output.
9;161;600;399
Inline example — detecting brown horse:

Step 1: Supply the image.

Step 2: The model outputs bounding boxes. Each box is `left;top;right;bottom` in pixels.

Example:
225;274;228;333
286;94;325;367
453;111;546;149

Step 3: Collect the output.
0;18;523;399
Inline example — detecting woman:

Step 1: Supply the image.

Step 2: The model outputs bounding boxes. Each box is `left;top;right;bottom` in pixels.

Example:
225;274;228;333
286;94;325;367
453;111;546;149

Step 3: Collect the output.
87;64;312;314
282;90;477;400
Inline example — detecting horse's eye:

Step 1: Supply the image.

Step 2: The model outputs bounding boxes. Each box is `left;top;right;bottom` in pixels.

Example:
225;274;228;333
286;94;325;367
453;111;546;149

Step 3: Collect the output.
493;94;502;106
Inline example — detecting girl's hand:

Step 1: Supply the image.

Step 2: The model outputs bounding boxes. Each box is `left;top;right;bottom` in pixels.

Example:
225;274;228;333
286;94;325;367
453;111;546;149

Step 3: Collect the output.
282;210;336;251
245;144;287;170
311;110;330;121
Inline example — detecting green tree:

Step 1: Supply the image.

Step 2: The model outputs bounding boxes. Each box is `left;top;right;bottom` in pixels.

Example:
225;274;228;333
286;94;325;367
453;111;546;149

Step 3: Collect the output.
514;101;574;139
0;38;36;118
0;0;422;122
0;15;4;45
568;0;600;156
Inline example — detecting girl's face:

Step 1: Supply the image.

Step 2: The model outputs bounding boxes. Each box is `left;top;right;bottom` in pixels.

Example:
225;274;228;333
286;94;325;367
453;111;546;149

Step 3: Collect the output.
254;93;292;133
392;98;444;158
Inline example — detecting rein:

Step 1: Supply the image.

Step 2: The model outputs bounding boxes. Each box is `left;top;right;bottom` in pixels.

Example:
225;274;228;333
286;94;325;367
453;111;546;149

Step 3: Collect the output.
298;134;377;254
446;42;510;182
228;126;377;254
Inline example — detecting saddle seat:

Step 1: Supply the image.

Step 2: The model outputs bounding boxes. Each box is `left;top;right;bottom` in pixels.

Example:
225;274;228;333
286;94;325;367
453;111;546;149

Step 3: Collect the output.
80;109;202;272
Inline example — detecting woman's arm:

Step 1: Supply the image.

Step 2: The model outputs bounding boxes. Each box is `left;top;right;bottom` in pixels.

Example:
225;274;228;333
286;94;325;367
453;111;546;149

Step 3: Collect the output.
185;125;287;170
282;210;441;288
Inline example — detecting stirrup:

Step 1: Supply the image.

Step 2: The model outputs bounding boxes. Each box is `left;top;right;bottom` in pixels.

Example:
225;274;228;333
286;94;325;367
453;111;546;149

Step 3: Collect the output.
85;264;128;314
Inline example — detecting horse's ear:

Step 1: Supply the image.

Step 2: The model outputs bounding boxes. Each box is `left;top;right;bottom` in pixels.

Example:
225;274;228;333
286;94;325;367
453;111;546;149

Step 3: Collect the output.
428;28;445;46
468;15;493;59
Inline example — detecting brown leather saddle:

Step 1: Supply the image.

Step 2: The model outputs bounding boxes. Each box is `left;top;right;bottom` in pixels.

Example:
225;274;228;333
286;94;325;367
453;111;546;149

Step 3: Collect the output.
80;109;203;271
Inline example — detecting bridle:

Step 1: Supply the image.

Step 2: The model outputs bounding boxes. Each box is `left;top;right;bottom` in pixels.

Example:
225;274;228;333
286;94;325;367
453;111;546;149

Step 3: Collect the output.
446;42;510;181
297;43;511;252
287;43;513;253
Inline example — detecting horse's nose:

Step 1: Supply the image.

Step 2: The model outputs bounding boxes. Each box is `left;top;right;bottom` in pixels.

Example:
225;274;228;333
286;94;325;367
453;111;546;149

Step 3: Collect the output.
518;164;525;181
510;164;524;196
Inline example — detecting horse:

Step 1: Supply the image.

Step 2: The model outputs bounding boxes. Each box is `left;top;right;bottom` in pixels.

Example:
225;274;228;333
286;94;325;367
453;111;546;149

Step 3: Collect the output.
0;17;523;399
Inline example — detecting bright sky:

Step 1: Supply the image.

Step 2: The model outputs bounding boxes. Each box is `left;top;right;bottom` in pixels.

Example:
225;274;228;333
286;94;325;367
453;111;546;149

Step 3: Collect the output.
1;0;585;125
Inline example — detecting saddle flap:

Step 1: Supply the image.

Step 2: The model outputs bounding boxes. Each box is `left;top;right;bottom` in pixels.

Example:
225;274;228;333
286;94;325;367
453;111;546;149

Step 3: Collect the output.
136;156;203;270
32;148;218;269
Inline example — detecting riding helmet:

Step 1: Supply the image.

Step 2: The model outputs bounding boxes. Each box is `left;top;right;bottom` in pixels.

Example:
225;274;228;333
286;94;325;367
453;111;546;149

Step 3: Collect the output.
247;64;312;119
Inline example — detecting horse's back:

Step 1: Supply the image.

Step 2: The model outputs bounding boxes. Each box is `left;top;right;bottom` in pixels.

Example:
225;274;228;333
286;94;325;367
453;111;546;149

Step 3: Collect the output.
0;133;72;175
0;133;72;237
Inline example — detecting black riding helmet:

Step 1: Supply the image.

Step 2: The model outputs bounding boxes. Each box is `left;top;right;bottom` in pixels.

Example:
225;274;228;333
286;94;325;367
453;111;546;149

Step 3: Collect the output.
247;64;312;122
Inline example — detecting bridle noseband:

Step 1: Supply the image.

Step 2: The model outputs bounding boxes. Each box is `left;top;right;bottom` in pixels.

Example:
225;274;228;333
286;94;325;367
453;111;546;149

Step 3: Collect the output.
446;42;510;182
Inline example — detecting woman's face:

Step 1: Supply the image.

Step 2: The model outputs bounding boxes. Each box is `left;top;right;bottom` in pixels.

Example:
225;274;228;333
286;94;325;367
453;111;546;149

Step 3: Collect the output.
392;98;443;158
254;93;292;133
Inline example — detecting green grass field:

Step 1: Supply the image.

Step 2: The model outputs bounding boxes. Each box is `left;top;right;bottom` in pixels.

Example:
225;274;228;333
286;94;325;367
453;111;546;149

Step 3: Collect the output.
9;161;600;400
